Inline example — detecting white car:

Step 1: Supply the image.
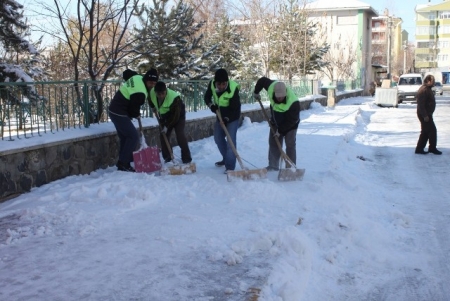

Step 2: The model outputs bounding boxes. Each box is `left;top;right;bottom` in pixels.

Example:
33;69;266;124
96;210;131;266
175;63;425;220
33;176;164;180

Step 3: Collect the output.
433;81;443;95
397;73;423;103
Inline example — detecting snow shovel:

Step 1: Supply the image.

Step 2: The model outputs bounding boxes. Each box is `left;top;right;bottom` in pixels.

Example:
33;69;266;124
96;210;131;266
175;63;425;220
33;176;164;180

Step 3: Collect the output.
133;117;162;173
215;109;267;181
155;112;196;176
256;98;305;181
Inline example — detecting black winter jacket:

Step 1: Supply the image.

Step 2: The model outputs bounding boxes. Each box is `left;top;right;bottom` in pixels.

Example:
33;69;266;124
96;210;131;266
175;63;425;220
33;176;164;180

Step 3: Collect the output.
416;85;435;118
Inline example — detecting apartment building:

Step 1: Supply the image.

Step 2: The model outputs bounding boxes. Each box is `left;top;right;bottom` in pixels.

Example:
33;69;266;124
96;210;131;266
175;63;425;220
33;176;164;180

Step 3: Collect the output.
306;0;378;93
415;0;450;83
371;10;404;81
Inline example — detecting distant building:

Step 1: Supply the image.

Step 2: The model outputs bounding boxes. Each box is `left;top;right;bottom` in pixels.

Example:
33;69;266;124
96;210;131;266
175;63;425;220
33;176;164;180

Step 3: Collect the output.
415;0;450;83
306;0;378;93
371;10;404;80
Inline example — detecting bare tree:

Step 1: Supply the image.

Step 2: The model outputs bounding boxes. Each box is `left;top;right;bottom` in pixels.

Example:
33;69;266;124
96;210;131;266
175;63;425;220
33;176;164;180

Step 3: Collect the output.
185;0;226;32
321;34;357;82
230;0;278;77
36;0;138;122
272;0;329;80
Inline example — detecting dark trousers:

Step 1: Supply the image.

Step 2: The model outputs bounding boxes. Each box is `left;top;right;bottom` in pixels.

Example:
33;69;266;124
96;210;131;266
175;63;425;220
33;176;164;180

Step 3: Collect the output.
416;115;437;151
268;128;297;168
161;118;192;163
109;113;139;164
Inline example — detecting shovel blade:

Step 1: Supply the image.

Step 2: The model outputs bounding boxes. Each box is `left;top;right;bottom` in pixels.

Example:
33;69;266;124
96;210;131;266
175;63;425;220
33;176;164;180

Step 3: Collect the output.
133;146;162;173
278;168;305;181
161;162;197;176
227;168;267;181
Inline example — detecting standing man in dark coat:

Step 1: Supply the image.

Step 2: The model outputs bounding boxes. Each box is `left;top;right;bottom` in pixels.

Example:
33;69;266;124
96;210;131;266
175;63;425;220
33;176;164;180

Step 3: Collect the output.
204;68;241;173
415;74;442;155
253;77;300;170
149;81;192;164
108;69;158;172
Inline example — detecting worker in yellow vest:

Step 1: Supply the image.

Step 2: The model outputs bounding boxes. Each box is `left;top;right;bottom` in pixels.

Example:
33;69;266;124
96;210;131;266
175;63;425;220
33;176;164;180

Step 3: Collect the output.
108;69;158;172
204;68;241;174
253;77;300;171
149;81;192;164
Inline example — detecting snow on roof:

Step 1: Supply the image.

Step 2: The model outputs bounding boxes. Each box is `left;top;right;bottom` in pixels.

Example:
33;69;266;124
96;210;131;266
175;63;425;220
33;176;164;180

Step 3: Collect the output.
306;0;378;17
306;0;372;10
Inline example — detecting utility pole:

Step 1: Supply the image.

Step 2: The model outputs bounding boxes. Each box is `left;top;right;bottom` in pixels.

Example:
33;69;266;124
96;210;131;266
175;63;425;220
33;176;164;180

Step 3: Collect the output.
403;41;408;74
386;16;392;79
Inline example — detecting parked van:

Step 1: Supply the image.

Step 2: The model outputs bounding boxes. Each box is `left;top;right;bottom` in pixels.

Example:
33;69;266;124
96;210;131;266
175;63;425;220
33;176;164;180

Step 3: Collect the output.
397;73;423;103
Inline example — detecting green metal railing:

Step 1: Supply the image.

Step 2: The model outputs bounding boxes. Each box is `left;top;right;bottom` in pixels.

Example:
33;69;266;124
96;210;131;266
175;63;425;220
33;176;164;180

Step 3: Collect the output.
0;78;338;142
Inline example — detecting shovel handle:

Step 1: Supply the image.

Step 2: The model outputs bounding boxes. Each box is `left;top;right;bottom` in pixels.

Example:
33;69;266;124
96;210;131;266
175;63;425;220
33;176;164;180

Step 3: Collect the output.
137;116;147;149
154;110;175;162
137;116;143;133
215;109;246;170
255;98;296;168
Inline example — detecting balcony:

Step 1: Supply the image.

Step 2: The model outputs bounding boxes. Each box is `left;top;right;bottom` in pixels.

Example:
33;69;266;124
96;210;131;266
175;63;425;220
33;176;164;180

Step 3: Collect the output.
371;27;387;32
415;61;438;68
416;20;438;26
415;48;436;55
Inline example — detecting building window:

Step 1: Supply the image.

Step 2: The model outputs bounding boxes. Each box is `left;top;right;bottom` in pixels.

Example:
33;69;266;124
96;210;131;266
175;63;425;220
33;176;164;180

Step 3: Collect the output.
438;54;448;61
417;54;436;62
441;25;450;34
440;11;450;19
417;41;436;48
429;12;436;20
439;41;449;48
372;32;385;40
417;26;430;35
373;21;383;29
337;16;356;25
417;42;426;48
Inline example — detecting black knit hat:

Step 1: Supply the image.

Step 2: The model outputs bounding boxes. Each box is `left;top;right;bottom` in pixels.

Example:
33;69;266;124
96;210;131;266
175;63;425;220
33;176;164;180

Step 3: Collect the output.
154;81;167;93
144;68;159;82
214;68;229;82
123;69;137;81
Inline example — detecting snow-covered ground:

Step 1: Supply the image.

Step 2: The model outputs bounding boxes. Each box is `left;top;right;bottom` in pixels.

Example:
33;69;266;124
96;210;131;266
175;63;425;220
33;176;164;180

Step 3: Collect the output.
1;96;450;301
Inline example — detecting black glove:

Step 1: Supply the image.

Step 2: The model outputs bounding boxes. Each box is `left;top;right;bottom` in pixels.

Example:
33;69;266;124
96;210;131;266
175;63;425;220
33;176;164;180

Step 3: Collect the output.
210;104;218;113
223;117;229;125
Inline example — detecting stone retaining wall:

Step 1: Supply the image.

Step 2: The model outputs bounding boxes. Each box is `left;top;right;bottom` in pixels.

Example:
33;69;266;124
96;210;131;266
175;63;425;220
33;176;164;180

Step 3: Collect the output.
0;91;362;202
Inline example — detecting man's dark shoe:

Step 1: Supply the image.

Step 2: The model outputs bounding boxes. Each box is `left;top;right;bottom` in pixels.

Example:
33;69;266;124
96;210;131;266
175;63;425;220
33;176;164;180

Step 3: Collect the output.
215;160;225;167
164;158;171;163
266;166;279;171
117;161;135;172
182;158;192;164
415;149;428;155
429;149;442;155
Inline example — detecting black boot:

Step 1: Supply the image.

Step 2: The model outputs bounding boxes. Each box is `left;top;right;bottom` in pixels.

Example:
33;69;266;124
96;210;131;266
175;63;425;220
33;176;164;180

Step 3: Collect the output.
428;148;442;155
415;149;428;155
215;160;225;167
117;161;135;172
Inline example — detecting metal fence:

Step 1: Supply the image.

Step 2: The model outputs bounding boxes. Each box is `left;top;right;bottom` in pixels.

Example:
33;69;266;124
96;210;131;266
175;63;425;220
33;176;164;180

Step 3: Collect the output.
0;78;346;142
